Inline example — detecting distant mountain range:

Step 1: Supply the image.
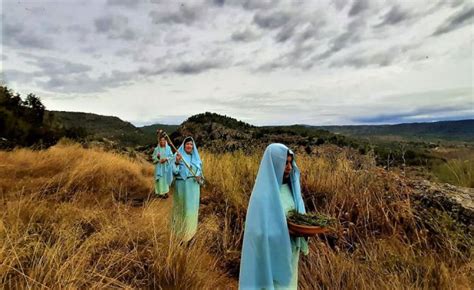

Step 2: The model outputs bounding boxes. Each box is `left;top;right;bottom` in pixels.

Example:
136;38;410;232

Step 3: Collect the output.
48;110;474;147
314;119;474;142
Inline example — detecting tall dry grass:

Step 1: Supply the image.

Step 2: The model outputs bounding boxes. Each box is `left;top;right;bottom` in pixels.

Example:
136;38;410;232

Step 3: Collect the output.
1;142;472;289
0;142;234;289
199;147;473;289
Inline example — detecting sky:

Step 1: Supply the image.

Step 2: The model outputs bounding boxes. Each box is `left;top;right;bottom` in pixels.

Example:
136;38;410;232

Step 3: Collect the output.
1;0;473;126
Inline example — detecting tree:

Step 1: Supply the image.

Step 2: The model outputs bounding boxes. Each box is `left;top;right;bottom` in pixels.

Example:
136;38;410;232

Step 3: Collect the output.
25;93;45;124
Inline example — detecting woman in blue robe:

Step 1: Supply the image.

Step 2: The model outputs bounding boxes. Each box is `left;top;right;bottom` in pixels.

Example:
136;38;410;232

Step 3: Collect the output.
152;135;174;198
239;143;309;290
171;137;203;241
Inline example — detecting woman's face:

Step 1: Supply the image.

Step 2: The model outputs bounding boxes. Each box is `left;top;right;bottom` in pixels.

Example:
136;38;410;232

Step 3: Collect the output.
284;155;293;178
184;141;193;154
159;137;166;147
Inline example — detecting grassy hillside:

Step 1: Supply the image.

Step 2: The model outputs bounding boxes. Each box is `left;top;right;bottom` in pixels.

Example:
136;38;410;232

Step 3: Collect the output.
1;142;471;289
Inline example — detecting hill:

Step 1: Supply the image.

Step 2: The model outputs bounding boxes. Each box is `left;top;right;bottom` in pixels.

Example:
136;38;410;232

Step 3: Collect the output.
169;112;348;153
47;110;152;146
139;124;179;136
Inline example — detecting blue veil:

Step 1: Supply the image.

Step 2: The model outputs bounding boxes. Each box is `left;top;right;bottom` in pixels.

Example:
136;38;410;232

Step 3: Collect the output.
239;143;306;289
176;137;202;179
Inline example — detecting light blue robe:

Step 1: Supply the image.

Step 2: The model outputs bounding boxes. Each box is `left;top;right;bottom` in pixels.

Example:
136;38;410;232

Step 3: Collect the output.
152;144;174;195
171;137;203;241
239;143;308;290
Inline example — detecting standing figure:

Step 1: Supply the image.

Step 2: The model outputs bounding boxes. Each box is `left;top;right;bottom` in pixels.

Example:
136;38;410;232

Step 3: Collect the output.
172;136;203;241
239;143;309;290
152;135;174;198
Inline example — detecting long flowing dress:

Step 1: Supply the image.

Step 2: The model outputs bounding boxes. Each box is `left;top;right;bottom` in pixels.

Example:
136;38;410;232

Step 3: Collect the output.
171;137;202;241
239;143;308;290
152;144;173;196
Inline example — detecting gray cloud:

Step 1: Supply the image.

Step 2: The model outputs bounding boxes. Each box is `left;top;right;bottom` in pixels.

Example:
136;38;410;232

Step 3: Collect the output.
36;70;136;94
94;14;138;40
433;5;474;35
26;56;92;75
107;0;139;8
4;54;135;94
139;57;228;76
253;8;326;43
352;104;472;124
253;11;291;30
313;16;366;63
333;0;348;11
2;69;40;85
3;22;54;50
211;0;277;11
330;51;395;68
67;24;91;42
231;28;259;42
212;0;225;7
149;4;205;26
348;0;369;17
375;5;411;27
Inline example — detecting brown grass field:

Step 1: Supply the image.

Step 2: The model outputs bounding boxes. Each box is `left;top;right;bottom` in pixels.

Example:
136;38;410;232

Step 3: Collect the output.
0;141;472;289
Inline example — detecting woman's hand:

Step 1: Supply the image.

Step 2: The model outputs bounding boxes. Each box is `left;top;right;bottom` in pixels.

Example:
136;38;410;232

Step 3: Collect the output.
160;159;167;164
175;153;182;164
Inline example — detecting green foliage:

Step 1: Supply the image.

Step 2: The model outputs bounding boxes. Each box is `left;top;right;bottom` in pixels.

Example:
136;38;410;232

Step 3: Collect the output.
139;124;179;136
433;159;474;188
0;86;60;147
186;112;255;130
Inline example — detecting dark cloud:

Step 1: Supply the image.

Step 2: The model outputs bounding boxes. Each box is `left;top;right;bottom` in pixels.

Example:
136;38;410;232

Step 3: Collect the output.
94;14;137;40
253;11;291;30
242;0;277;11
107;0;139;8
352;105;472;124
375;5;411;27
3;22;54;50
149;4;204;26
330;51;394;68
67;24;91;42
37;70;136;94
174;60;225;74
4;54;134;94
212;0;277;11
348;0;369;17
314;17;366;62
139;57;228;76
231;28;259;42
332;0;348;11
212;0;225;7
2;69;40;85
30;58;91;75
253;8;326;45
433;5;474;35
261;42;315;71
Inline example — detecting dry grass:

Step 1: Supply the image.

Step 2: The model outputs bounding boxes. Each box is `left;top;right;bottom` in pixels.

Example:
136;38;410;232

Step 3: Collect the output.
0;142;472;289
199;147;473;289
0;142;234;289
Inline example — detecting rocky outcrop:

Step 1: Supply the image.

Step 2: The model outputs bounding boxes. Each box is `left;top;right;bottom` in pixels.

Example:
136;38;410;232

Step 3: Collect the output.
411;180;474;233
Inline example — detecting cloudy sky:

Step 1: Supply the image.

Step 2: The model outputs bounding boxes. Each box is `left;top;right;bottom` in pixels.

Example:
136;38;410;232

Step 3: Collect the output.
1;0;473;126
